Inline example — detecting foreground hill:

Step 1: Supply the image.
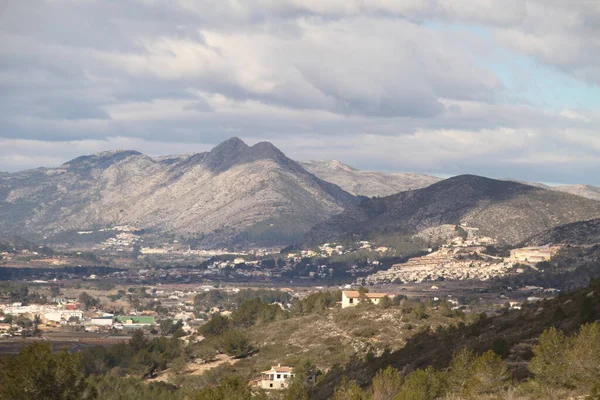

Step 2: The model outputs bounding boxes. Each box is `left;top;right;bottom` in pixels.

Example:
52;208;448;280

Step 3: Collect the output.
0;138;357;248
300;160;441;197
312;279;600;399
302;175;600;246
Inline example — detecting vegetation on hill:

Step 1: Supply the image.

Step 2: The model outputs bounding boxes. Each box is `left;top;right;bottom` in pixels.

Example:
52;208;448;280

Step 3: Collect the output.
1;279;599;399
302;175;600;246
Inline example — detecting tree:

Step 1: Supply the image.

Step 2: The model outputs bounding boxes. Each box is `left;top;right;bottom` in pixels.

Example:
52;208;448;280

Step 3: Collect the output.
0;342;96;400
370;366;403;400
129;329;148;352
395;367;447;400
528;327;570;388
78;291;99;310
190;375;266;400
469;350;510;395
283;359;319;400
378;296;392;309
331;377;366;400
50;285;61;297
221;329;254;358
565;322;600;391
201;314;231;337
358;286;370;306
129;349;158;378
446;347;477;396
33;314;42;335
160;319;174;336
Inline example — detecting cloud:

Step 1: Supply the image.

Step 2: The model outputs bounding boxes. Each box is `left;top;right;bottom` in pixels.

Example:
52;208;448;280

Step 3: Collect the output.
0;0;599;185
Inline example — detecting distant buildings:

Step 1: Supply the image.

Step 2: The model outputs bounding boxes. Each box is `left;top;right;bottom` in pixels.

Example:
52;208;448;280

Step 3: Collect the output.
510;246;559;263
114;315;155;327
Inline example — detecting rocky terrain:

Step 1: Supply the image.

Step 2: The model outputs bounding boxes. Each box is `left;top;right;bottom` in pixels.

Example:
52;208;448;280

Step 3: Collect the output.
504;180;600;201
553;184;600;201
300;160;441;197
0;138;358;248
527;218;600;246
302;175;600;246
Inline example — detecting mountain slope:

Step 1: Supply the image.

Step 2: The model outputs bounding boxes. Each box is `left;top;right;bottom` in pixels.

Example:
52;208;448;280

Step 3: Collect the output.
300;160;441;197
552;184;600;201
527;218;600;246
0;138;358;248
302;175;600;246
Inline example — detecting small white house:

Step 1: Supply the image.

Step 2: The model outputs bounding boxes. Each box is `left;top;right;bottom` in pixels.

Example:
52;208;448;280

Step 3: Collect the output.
258;364;295;390
341;290;389;308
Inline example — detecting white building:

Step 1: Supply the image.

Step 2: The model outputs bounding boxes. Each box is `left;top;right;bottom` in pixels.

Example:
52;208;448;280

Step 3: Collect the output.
341;290;389;308
43;310;83;323
258;365;295;390
90;316;114;326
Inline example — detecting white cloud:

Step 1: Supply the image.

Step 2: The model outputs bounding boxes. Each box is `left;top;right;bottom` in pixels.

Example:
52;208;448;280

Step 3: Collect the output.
0;0;599;184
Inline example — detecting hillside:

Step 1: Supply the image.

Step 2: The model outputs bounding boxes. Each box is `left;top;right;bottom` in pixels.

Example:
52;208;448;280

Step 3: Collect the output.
0;138;358;248
553;184;600;201
302;175;600;246
527;218;600;246
300;160;441;197
504;180;600;201
311;279;600;399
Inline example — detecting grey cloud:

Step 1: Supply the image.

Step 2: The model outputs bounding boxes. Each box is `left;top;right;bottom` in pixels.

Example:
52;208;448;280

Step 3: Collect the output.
0;0;599;186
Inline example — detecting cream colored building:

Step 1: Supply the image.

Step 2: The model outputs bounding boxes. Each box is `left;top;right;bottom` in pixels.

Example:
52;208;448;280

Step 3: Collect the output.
258;365;295;390
341;290;388;308
510;246;559;263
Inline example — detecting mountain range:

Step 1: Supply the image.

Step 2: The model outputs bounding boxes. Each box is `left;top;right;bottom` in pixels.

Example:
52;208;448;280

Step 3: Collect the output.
3;138;600;249
301;174;600;246
0;138;357;247
303;160;600;201
300;160;441;197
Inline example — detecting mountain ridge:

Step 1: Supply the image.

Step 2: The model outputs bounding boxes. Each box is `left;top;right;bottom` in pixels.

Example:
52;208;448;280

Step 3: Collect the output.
0;138;358;248
301;174;600;246
300;160;441;197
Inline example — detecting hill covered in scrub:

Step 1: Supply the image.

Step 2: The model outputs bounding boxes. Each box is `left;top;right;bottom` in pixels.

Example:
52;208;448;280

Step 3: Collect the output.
2;281;600;399
302;175;600;246
527;218;600;246
311;279;600;400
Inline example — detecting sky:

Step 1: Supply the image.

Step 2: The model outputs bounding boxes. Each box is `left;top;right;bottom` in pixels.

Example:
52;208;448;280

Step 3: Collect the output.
1;0;600;185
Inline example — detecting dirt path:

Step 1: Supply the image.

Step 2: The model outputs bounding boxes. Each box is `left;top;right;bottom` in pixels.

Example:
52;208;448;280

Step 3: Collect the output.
148;354;239;383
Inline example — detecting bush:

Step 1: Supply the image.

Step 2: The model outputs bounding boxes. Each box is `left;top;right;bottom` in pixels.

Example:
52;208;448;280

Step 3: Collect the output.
353;326;379;338
201;314;231;337
221;330;254;358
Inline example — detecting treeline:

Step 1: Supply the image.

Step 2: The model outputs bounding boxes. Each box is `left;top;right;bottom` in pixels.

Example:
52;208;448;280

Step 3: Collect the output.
0;283;47;304
193;288;292;312
195;291;343;360
330;322;600;400
78;329;187;379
